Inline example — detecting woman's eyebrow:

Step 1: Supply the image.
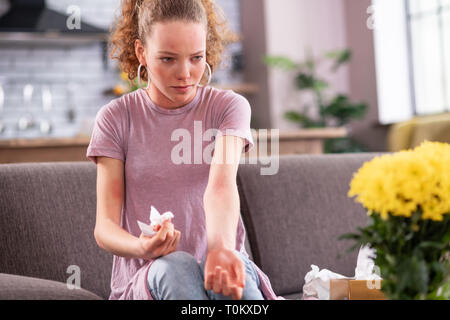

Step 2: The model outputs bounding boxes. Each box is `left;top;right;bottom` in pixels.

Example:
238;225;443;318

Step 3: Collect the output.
157;50;205;56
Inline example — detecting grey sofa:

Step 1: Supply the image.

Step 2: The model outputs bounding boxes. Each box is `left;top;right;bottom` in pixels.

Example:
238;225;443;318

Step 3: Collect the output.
0;153;381;300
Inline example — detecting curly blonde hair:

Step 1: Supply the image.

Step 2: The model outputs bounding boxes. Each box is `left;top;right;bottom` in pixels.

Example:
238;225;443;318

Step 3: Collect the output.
109;0;239;86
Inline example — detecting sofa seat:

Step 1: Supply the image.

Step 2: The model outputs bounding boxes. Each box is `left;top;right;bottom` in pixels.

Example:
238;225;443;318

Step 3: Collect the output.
0;273;102;300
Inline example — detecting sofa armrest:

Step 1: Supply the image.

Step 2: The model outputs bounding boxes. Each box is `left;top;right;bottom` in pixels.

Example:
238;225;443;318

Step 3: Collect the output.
0;273;103;300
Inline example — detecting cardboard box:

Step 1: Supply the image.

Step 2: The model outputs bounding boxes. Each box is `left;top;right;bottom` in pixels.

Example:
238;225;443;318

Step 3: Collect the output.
330;279;386;300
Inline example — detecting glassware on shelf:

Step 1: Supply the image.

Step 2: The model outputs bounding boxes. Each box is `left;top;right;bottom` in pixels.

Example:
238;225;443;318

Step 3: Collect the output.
66;82;77;123
39;84;53;135
17;84;36;131
0;81;5;135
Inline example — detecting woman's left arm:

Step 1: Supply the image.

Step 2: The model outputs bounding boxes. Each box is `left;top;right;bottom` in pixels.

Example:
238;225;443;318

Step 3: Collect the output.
203;134;247;300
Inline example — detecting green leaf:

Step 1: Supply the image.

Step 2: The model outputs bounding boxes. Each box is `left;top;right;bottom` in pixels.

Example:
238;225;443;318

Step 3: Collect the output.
322;94;367;125
283;111;309;124
295;73;328;92
325;49;352;71
295;73;315;89
262;55;298;71
312;79;329;92
438;280;450;299
418;241;445;250
398;256;429;296
338;232;361;241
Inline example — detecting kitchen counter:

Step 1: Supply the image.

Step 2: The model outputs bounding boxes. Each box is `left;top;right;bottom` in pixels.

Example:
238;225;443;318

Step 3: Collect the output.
0;128;347;163
0;136;92;163
0;137;91;148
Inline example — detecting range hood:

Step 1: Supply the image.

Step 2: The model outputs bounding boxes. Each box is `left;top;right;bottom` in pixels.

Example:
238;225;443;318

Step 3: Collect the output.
0;0;108;44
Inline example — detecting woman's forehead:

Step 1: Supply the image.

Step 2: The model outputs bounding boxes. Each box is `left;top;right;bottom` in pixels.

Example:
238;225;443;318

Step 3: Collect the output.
150;21;206;52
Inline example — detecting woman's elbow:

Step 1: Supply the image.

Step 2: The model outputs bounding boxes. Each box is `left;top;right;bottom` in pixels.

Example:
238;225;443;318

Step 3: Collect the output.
94;225;105;250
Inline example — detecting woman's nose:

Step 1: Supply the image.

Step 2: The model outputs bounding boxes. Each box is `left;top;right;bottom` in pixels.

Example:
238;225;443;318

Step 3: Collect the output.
176;61;191;79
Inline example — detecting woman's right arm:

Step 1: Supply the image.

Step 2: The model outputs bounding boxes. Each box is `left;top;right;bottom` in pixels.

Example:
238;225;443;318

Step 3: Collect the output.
93;156;180;259
94;156;142;258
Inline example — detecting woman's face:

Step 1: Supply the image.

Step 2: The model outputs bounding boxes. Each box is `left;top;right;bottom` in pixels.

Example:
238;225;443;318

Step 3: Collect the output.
136;21;207;109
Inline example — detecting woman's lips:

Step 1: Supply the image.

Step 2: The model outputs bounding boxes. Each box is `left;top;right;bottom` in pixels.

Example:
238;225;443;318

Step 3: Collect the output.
172;85;192;93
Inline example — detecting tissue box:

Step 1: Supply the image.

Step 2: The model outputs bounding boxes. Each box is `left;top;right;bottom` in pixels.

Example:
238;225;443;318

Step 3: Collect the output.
330;279;386;300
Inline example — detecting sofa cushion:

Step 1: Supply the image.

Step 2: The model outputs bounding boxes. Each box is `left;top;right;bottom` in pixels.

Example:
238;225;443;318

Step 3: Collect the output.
0;273;102;300
0;162;112;299
237;153;383;297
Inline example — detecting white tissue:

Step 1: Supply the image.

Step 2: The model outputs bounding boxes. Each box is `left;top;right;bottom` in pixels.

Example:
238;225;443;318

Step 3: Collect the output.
137;205;174;237
302;245;381;299
354;245;381;280
303;265;349;300
355;245;382;290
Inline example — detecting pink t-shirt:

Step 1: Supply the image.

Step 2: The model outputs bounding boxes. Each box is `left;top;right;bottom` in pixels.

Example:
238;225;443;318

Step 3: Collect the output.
86;86;281;300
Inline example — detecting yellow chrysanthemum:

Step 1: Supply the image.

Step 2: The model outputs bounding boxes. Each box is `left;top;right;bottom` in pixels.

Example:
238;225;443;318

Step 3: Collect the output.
348;141;450;221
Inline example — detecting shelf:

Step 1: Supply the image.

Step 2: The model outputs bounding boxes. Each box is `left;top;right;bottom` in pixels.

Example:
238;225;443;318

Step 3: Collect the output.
0;136;90;149
211;83;260;95
254;127;348;140
0;128;348;163
0;32;109;46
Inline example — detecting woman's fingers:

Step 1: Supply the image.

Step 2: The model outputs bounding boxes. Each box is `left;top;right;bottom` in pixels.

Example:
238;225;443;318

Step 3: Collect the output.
205;272;214;291
213;266;223;293
165;230;180;254
221;270;231;297
159;225;177;254
154;220;173;244
231;285;244;300
233;259;246;288
230;259;245;299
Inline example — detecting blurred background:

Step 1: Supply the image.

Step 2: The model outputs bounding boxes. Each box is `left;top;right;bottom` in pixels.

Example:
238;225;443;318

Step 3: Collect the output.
0;0;449;162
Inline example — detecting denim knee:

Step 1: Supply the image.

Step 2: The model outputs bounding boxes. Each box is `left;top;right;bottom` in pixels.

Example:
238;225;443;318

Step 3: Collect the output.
233;251;261;286
147;251;208;300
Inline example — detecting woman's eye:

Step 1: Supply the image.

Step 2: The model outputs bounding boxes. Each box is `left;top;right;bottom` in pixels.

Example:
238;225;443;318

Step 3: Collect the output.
193;56;203;61
161;57;173;62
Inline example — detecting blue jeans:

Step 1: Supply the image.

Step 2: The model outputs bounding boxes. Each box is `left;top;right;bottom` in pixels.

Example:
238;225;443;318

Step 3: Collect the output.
147;250;264;300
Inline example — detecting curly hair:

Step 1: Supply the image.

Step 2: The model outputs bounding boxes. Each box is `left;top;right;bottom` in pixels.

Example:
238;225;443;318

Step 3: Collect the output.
109;0;239;86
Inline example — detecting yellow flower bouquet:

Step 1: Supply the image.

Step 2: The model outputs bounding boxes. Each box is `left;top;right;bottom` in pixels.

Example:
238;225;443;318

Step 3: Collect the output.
340;141;450;299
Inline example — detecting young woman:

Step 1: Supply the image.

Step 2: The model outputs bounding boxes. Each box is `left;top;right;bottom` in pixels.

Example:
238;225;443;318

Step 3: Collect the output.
87;0;279;300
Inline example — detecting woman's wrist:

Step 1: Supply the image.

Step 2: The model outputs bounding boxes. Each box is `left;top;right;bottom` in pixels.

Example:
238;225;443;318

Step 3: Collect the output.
207;234;235;252
133;235;145;259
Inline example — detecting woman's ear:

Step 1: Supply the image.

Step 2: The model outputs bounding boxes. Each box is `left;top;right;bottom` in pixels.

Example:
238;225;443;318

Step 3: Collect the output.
134;39;147;66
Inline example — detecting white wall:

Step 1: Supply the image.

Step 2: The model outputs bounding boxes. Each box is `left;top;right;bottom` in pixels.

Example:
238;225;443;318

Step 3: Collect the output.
263;0;350;130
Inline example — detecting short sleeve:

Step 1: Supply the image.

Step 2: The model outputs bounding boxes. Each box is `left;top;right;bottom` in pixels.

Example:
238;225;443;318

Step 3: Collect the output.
216;92;254;153
86;101;128;164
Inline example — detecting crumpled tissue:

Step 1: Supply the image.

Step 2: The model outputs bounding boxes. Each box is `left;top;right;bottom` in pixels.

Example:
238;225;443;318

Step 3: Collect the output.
137;205;174;236
302;245;382;300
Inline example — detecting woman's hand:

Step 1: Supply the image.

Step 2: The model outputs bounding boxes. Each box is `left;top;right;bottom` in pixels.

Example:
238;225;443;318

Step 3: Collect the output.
137;219;181;260
204;247;246;300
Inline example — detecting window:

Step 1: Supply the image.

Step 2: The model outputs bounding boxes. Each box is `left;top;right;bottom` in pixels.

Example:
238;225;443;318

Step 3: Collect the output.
407;0;450;115
373;0;450;124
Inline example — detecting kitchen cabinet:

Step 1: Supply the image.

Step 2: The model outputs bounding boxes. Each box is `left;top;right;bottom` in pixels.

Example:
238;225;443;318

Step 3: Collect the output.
0;137;91;163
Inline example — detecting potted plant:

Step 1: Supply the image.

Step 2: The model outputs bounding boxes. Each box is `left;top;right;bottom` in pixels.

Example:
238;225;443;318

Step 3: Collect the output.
263;49;368;153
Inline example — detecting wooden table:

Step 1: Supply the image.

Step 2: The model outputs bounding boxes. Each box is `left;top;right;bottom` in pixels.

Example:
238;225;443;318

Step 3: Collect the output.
0;128;347;163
